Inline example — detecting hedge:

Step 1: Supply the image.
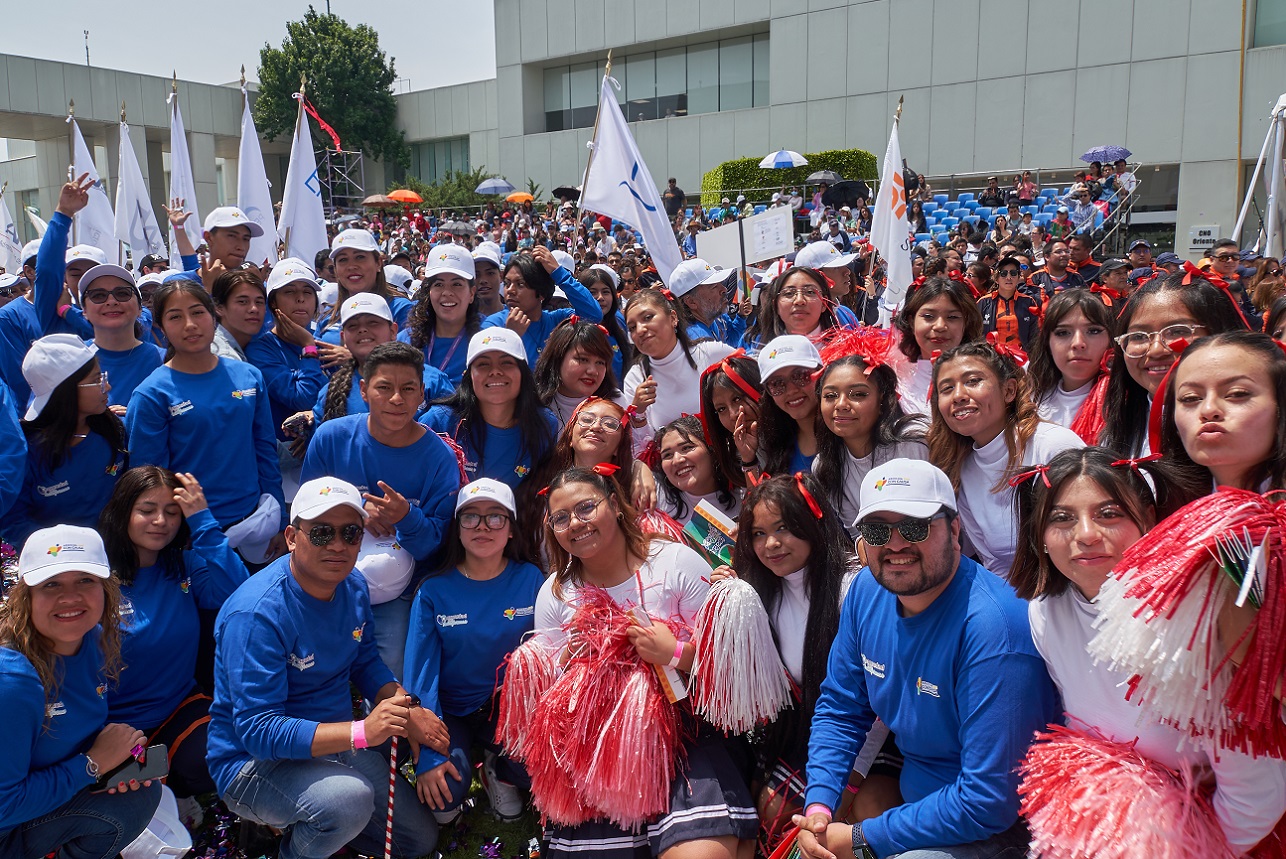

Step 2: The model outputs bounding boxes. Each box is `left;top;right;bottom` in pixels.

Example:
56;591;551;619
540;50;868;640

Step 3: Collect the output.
700;148;878;208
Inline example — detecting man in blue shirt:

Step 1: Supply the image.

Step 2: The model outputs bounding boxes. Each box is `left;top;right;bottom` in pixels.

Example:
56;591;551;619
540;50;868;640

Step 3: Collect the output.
207;478;448;859
669;258;745;345
794;459;1057;859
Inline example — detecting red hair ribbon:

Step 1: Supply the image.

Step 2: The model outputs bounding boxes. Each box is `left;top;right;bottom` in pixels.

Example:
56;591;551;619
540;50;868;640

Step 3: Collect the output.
699;349;760;403
794;472;825;520
659;288;676;303
591;462;621;478
536;486;550;497
1180;259;1251;328
1089;282;1122;306
907;276;927;295
1146;357;1184;455
930;349;943;362
1008;464;1051;488
1109;452;1164;474
985;331;1028;366
564;313;612;338
947;269;981;299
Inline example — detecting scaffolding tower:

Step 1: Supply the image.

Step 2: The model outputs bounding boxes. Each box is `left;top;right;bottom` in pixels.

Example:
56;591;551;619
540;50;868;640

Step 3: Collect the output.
319;149;366;220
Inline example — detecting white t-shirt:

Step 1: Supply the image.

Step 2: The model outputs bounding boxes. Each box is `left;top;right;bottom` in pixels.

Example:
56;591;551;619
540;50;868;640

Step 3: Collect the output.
623;340;735;452
1030;588;1286;852
533;539;711;651
895;360;934;418
815;440;929;535
771;567;857;684
957;422;1083;577
1036;379;1094;430
656;487;742;529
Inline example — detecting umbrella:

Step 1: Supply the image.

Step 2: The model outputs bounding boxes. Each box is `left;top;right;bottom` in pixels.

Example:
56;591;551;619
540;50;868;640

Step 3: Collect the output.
806;169;843;185
439;220;473;236
760;149;808;169
506;191;535;204
553;185;581;202
476;177;516;195
387;189;423;204
361;194;397;208
822;180;872;209
1080;145;1132;164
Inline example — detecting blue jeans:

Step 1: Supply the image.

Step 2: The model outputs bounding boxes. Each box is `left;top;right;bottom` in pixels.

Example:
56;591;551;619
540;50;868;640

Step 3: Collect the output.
220;746;438;859
435;702;531;812
886;821;1029;859
0;782;160;859
371;593;412;681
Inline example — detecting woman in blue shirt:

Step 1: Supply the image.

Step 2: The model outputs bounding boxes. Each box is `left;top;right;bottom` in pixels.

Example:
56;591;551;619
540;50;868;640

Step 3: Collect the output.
480;246;603;367
420;328;557;492
126;281;285;565
751;335;823;476
577;266;633;381
8;335;127;549
244;259;327;440
97;467;247;802
0;525;159;859
401;244;483;385
316;229;412;346
67;265;164;409
404;478;542;824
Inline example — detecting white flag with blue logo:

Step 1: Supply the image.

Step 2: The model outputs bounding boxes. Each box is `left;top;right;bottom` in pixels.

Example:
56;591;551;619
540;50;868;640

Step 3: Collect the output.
114;120;167;259
276;93;327;264
870;117;914;317
67;116;118;260
580;75;683;283
0;193;21;274
237;89;278;266
167;90;203;266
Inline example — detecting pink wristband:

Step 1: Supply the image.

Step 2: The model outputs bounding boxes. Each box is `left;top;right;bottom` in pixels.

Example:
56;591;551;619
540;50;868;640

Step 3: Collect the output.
57;304;72;319
668;640;685;668
351;719;368;750
804;803;831;819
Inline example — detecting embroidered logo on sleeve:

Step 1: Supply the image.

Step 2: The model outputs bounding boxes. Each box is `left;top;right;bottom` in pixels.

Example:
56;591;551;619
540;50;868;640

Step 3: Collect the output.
46;701;67;718
352;623;365;642
36;481;70;498
861;653;886;679
437;613;468;628
288;652;315;671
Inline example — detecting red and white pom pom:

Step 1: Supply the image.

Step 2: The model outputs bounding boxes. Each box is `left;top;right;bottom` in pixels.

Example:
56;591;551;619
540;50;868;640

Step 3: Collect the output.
690;576;793;734
638;508;686;542
495;635;560;761
525;660;593;827
1019;724;1235;859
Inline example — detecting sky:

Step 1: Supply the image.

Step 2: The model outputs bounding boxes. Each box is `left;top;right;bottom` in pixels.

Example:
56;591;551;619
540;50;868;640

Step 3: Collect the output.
10;1;496;91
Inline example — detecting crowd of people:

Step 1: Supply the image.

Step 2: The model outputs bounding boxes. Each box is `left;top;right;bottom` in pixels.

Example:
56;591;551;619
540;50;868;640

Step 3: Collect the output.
1;162;1285;859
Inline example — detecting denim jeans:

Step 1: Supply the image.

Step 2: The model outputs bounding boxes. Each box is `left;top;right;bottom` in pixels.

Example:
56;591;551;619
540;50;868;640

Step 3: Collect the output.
0;782;160;859
436;701;531;812
370;593;412;681
220;746;438;859
886;820;1029;859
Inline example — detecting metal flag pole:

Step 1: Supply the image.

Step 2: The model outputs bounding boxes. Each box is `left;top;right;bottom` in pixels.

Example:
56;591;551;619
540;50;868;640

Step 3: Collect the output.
119;100;128;265
68;99;77;245
576;50;612;237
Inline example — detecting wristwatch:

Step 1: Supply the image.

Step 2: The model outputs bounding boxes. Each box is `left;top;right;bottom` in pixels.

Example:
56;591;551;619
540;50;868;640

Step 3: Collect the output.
852;821;877;859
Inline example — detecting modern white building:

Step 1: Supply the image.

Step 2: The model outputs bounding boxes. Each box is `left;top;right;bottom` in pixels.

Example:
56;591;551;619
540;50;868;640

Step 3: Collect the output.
5;0;1286;257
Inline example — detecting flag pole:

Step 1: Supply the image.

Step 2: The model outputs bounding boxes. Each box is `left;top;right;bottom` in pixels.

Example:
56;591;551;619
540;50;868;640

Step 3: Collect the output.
68;99;78;246
119;100;128;265
282;71;307;255
575;50;612;235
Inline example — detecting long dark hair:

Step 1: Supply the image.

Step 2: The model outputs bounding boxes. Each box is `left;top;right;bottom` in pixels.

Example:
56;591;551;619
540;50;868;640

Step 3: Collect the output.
698;354;761;488
407;272;482;351
734;473;849;720
533;319;621;404
813;356;924;512
1026;289;1116;404
652;416;737;520
152;281;218;362
757;354;820;477
624;288;699;375
1099;274;1249;457
22;357;127;471
894;277;984;362
753;267;840;343
99;466;191;587
1159;331;1286;491
578;268;634;371
431;499;535;577
545;466;654;600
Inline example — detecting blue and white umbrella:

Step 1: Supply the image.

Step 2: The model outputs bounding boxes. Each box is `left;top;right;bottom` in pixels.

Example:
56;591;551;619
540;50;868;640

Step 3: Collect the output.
759;149;809;169
475;177;517;195
1079;145;1132;164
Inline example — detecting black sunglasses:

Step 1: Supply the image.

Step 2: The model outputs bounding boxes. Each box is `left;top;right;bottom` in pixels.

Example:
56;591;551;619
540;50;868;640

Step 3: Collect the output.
305;522;365;547
858;511;948;547
84;287;139;304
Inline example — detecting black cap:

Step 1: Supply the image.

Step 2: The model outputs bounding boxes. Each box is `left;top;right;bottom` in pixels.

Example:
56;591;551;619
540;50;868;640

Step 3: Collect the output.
138;253;169;269
1100;258;1131;274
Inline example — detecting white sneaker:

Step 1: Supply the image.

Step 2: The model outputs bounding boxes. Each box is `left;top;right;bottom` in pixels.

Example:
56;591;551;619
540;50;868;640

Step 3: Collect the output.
480;751;524;821
175;794;204;830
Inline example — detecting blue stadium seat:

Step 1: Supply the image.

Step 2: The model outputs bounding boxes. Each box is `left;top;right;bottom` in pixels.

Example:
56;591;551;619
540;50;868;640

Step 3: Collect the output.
962;201;979;212
915;233;932;243
953;208;970;219
941;217;960;229
933;194;948;205
1035;213;1053;226
975;206;992;220
1021;206;1039;215
922;202;938;213
1040;188;1057;199
958;192;975;204
754;205;766;215
685;208;693;219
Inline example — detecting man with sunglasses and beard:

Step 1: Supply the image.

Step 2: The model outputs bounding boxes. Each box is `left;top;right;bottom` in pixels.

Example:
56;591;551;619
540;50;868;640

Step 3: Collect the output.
793;460;1057;859
206;477;448;859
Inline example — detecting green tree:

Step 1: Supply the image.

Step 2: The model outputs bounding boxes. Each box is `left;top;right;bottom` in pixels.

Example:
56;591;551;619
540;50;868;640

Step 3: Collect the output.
255;7;409;167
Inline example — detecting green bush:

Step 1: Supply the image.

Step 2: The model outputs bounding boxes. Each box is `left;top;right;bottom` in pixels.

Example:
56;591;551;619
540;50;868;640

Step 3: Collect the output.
700;148;878;208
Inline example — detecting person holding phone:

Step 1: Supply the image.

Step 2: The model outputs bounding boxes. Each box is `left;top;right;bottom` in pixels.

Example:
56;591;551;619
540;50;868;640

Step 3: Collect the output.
0;525;160;859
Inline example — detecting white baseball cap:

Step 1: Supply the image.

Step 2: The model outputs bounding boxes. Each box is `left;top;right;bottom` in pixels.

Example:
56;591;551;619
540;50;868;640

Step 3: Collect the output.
136;272;168;291
329;228;381;259
78;264;139;297
0;273;20;291
589;263;619;288
757;258;793;283
473;242;503;268
454;477;517;516
19;525;111;586
20;240;41;266
756;334;822;381
355;533;415;605
667;258;732;298
66;245;107;267
203;206;265;236
22;334;99;420
856;458;957;524
551;249;575;271
466;328;527;366
265;257;319;294
383;264;414;290
340;293;394;325
291;477;369;522
794;240;858;270
424;244;475;281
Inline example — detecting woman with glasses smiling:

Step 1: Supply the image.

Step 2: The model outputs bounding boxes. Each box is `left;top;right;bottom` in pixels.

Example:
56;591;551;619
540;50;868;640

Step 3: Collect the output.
1248;258;1285;316
60;264;164;409
404;478;541;825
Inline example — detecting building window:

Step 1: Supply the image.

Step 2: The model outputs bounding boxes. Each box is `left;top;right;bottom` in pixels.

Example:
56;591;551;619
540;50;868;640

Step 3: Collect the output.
541;34;769;131
410;137;471;183
1256;0;1286;46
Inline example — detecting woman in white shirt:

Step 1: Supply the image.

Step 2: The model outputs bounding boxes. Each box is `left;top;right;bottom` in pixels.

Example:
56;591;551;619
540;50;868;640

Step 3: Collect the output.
652;416;741;527
1027;290;1115;442
891;278;983;417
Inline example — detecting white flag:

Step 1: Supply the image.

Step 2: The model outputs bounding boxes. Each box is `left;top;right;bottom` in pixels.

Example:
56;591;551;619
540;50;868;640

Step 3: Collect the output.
0;194;21;274
67;117;118;260
276;93;327;264
237;90;278;266
580;75;683;283
167;90;202;266
114;120;166;259
870;117;914;318
25;208;48;238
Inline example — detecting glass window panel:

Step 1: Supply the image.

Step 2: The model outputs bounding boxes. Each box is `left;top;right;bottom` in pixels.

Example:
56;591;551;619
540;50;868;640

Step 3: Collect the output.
545;67;571;132
570;62;599;129
1256;0;1286;46
687;42;719;116
656;47;687;119
625;53;656;121
753;34;769;106
719;37;753;111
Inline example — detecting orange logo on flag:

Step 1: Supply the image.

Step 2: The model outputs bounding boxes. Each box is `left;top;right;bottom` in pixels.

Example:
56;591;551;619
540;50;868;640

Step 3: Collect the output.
889;172;907;220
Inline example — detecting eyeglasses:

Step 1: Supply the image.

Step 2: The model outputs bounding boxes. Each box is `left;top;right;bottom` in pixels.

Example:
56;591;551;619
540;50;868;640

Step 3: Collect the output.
996;269;1021;278
459;511;511;531
84;287;138;304
1212;253;1239;262
1267;269;1283;277
858;512;948;547
77;371;109;392
765;367;816;397
1114;323;1207;357
0;287;18;298
575;412;623;433
304;522;365;547
547;496;609;532
778;286;822;302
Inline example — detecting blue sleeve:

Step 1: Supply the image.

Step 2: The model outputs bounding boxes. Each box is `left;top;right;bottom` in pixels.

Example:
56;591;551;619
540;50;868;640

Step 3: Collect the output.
247;366;286;523
0;384;27;520
350;588;397;696
480;310;506;330
864;649;1055;855
184;508;249;610
0;669;95;829
33;213;72;336
804;581;877;813
404;588;448;774
219;608;318;762
312;381;329;426
245;337;327;414
550;266;603;322
418;406;453;434
124;386;171;469
421;367;454;406
180;253;198;272
392;435;460;560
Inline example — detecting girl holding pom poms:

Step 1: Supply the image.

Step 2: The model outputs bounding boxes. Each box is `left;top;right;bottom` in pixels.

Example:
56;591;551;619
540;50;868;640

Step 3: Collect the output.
529;466;757;859
1011;447;1286;858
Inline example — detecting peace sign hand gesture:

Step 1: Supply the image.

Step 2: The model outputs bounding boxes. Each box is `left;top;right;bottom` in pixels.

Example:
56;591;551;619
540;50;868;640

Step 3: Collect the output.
56;173;93;218
162;198;192;229
362;481;410;537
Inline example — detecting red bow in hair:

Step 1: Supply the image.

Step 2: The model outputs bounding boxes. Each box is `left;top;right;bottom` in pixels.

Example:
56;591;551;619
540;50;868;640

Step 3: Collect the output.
1008;464;1051;488
565;313;611;338
947;270;981;299
659;288;676;303
1089;282;1122;306
907;276;927;295
1181;260;1251;328
590;463;621;478
1109;452;1164;474
985;331;1028;366
698;350;760;446
794;472;824;520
